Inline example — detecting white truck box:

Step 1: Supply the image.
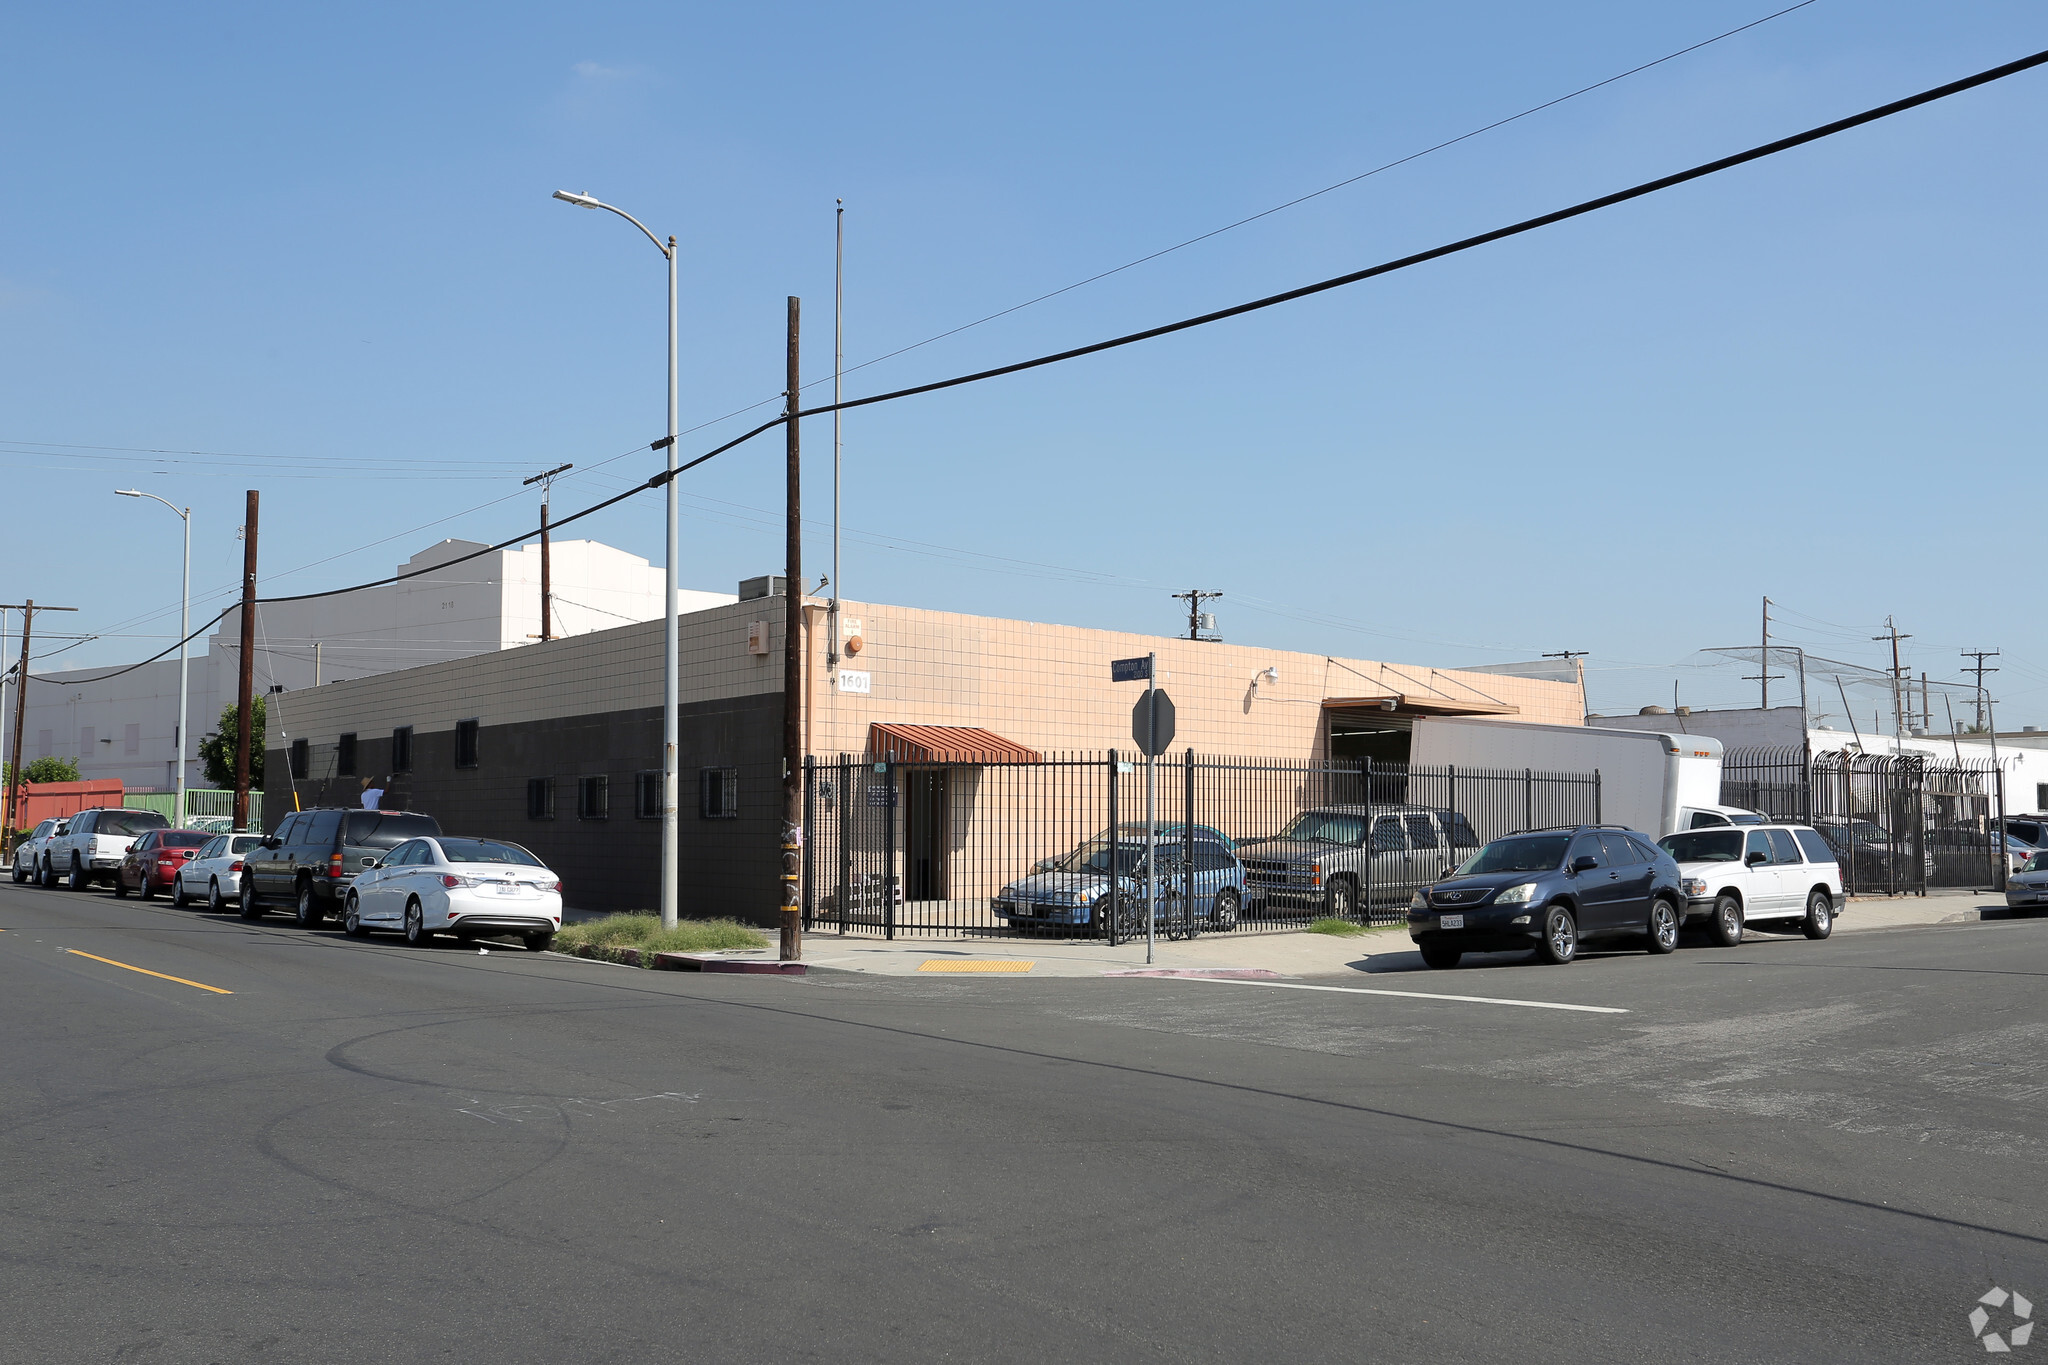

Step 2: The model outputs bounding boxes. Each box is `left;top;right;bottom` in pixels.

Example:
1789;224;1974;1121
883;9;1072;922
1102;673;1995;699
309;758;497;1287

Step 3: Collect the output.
1408;717;1726;838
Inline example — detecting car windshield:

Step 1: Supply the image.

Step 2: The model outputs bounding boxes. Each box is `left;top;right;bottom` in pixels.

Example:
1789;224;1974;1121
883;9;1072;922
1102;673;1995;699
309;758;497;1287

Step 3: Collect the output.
162;831;212;848
345;812;440;849
1058;839;1150;875
97;811;169;836
1275;811;1366;846
2025;852;2048;873
436;838;545;867
229;835;263;853
1456;834;1569;876
1659;830;1745;863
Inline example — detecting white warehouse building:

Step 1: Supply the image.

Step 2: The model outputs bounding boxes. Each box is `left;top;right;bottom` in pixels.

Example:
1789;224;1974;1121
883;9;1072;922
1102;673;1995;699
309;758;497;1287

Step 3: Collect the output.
11;537;735;793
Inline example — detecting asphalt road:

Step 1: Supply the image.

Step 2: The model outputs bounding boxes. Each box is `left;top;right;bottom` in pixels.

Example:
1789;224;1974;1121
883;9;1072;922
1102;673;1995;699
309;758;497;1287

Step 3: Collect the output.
2;879;2043;1363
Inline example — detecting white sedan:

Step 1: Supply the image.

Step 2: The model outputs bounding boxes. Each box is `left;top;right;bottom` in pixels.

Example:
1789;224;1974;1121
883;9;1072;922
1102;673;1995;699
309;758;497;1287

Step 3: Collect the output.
343;836;562;950
173;833;268;910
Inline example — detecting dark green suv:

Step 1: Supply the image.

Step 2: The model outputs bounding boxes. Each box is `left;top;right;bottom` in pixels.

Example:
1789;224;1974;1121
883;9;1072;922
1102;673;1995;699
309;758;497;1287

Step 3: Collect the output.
240;808;441;926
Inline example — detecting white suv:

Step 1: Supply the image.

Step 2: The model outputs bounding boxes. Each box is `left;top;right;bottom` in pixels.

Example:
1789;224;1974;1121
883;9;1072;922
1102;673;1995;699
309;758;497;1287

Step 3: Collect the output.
1655;824;1844;946
41;807;171;891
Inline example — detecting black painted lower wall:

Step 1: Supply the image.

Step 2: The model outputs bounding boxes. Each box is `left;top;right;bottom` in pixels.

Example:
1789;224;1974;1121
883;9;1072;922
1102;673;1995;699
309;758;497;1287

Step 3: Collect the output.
265;691;785;922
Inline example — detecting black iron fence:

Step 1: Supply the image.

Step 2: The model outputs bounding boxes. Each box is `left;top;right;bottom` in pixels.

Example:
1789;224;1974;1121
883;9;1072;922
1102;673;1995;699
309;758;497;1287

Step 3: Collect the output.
802;751;1601;939
1721;746;2008;896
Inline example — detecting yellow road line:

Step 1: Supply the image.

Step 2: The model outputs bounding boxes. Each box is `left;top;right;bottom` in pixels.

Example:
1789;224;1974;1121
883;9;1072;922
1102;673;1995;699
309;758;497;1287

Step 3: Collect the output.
917;960;1034;973
64;949;234;995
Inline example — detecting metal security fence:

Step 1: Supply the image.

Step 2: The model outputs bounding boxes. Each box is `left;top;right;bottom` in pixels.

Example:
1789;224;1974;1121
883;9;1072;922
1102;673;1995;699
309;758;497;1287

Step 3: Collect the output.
1721;746;2007;895
802;752;1601;939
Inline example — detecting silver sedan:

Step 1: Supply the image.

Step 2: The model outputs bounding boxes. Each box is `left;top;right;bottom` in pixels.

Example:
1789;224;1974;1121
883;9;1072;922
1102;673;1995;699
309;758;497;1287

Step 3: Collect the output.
343;836;563;950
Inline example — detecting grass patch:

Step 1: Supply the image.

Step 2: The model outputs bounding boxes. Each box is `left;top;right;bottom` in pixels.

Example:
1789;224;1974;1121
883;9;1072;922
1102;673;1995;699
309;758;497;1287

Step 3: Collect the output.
554;913;769;961
1304;917;1370;937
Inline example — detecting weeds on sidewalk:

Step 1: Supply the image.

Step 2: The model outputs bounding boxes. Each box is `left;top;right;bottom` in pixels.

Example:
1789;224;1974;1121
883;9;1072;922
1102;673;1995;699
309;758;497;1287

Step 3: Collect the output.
1304;917;1369;936
555;914;768;965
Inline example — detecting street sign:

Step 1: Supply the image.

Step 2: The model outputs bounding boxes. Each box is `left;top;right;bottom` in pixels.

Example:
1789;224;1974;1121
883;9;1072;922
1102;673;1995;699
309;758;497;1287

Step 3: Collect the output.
1131;689;1176;756
1111;656;1152;683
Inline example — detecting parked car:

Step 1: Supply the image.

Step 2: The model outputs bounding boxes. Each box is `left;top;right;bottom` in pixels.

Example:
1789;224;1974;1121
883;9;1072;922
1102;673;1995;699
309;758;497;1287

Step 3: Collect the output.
172;832;267;910
993;833;1245;933
1242;804;1466;918
11;818;67;884
1926;826;2035;876
2001;816;2048;850
1083;821;1238;855
114;828;213;899
342;836;562;949
240;808;443;925
1656;824;1843;945
41;808;170;891
1811;818;1928;888
1405;825;1685;968
2005;850;2048;911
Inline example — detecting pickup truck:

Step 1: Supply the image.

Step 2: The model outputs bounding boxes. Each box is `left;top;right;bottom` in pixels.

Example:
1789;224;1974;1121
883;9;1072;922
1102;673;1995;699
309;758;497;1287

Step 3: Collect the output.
41;807;171;891
1240;803;1477;917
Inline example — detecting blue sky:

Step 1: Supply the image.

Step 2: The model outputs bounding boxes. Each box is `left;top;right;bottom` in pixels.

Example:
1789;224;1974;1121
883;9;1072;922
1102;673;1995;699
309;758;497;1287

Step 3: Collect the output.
4;2;2044;723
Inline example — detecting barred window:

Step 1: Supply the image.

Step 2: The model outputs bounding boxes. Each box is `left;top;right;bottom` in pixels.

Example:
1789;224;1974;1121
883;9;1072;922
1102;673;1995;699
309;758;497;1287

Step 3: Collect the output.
635;771;662;819
455;719;480;769
527;777;555;820
289;737;309;779
578;775;609;820
700;767;738;819
336;733;357;777
391;726;414;772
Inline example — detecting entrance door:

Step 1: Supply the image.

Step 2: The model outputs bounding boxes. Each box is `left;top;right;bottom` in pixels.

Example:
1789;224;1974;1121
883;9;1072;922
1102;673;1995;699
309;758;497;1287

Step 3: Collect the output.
905;769;949;901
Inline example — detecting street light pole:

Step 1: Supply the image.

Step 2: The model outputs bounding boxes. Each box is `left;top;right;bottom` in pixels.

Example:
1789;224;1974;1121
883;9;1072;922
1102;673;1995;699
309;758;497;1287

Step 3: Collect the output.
117;490;191;827
553;190;681;930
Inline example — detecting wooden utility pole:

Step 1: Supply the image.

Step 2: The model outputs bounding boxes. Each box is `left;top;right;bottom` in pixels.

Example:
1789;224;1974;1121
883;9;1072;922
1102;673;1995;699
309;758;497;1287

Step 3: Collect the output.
233;490;260;831
523;462;573;642
2;600;78;848
781;296;804;962
1874;617;1912;737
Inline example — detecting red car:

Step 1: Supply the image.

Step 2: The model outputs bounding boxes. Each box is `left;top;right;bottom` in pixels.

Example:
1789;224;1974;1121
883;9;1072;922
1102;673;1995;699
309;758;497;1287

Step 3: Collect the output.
116;829;214;899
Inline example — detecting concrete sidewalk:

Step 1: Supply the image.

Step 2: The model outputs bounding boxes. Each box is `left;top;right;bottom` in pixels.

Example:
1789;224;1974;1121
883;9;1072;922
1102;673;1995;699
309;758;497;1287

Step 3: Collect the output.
792;887;2028;978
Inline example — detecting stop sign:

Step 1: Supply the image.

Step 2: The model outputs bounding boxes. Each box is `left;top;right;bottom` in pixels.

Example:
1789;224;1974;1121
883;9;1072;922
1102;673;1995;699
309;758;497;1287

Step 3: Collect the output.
1131;689;1176;756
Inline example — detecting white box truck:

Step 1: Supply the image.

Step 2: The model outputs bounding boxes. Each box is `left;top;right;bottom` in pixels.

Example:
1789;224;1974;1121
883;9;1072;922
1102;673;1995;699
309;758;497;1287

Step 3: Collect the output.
1409;717;1745;837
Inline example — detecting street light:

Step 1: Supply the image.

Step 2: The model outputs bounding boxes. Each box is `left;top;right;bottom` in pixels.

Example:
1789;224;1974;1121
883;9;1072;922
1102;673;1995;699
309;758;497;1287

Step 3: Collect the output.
552;188;681;930
116;489;191;828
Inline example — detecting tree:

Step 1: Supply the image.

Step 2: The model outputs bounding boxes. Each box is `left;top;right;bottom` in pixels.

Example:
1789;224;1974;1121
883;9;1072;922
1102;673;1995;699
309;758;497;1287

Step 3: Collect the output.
3;756;81;786
198;695;265;789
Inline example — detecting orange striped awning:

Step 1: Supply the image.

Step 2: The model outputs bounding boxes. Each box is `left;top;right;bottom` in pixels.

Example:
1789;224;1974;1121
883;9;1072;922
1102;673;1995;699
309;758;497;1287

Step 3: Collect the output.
866;723;1042;765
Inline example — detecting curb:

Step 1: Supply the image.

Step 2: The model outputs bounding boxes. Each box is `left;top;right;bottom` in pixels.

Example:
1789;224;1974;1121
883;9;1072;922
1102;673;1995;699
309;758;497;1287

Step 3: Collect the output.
556;942;804;974
1101;967;1283;979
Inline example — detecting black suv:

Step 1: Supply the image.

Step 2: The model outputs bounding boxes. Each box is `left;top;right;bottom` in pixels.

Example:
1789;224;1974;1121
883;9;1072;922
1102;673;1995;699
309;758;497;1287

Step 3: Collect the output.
241;808;442;926
1406;825;1685;969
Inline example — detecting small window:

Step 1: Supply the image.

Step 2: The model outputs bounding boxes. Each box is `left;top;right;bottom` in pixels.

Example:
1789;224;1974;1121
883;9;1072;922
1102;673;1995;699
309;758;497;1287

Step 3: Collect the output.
1690;811;1731;829
1598;831;1642;865
454;719;479;769
1403;814;1440;850
1767;828;1802;864
1745;830;1772;864
306;811;343;849
336;733;357;777
1625;835;1662;863
289;738;309;779
272;813;302;844
391;726;414;773
635;771;662;819
1371;816;1405;852
2037;786;2048;813
699;767;738;819
1793;829;1836;864
1568;833;1603;867
133;832;158;852
578;775;609;820
527;777;555;820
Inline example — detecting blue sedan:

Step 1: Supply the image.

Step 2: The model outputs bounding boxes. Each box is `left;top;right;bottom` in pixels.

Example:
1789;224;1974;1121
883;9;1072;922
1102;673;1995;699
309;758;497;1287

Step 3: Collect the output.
993;834;1246;933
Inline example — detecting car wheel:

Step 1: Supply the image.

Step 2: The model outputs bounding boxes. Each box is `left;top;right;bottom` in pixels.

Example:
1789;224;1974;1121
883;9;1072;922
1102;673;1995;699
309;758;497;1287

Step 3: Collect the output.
1092;896;1115;942
1711;893;1744;947
1420;943;1462;970
238;877;264;920
1324;877;1358;921
10;860;24;885
403;899;432;947
343;895;368;938
1647;897;1680;955
114;872;131;899
1802;889;1834;941
68;857;89;893
170;875;187;907
1537;904;1578;965
1208;887;1241;932
138;873;154;900
295;880;324;928
40;856;56;888
209;878;225;912
523;931;554;952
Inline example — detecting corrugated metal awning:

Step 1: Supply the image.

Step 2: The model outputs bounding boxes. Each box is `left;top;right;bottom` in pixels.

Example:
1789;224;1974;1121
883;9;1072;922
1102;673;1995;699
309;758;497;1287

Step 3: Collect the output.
866;723;1043;764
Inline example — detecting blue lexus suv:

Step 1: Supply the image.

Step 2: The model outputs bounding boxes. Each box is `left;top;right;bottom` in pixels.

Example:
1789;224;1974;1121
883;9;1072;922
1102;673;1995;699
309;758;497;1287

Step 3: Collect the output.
1406;825;1685;969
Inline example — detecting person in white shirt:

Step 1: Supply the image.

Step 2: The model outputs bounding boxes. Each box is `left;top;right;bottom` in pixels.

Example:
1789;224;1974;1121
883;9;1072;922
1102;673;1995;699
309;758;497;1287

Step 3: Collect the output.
359;776;386;810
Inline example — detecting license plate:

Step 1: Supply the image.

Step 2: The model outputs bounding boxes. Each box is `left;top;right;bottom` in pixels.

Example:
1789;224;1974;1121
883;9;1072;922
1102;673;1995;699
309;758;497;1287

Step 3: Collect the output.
1439;913;1464;929
495;883;519;895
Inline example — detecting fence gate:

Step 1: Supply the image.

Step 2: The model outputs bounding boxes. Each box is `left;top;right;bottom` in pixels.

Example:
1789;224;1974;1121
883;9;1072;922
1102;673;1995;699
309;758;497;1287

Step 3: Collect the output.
803;751;1601;939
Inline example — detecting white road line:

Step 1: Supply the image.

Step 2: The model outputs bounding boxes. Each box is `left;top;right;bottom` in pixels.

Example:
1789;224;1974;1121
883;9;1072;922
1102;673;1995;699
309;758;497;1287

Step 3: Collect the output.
1176;975;1629;1014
